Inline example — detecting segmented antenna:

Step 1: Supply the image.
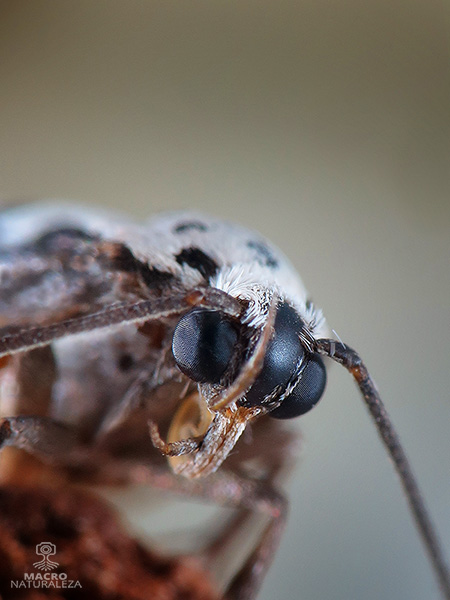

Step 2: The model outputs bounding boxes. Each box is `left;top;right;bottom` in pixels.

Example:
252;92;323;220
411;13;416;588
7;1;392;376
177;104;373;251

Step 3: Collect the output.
316;339;450;600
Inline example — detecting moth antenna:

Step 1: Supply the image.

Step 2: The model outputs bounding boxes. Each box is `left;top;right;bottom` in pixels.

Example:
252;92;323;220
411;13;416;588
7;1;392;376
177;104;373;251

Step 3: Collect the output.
315;338;450;600
0;288;241;359
210;292;278;411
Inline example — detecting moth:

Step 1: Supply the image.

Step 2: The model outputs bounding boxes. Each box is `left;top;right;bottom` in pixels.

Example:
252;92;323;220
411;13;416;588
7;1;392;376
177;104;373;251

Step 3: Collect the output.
0;203;448;599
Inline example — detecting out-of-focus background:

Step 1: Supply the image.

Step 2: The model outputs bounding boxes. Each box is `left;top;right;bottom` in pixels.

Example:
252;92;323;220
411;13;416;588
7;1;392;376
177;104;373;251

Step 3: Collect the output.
1;1;449;599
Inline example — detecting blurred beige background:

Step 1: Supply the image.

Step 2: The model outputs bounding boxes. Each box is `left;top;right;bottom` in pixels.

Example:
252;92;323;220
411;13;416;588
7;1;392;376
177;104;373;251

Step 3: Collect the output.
1;1;449;599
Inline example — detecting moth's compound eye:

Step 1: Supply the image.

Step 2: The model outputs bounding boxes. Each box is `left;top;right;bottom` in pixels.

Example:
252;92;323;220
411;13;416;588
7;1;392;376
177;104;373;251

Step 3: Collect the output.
269;353;326;419
245;302;304;405
244;302;326;419
172;309;238;383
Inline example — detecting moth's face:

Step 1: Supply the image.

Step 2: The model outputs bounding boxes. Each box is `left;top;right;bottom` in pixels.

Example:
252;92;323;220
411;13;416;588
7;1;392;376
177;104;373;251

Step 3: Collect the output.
171;301;327;419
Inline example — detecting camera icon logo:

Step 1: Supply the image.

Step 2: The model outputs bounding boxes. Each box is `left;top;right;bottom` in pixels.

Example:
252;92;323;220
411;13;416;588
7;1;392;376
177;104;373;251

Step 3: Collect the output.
33;542;59;571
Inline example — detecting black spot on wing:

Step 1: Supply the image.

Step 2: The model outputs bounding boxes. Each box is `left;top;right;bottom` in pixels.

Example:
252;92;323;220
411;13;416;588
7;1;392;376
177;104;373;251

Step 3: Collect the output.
175;247;218;280
139;264;174;288
118;353;134;371
174;221;208;234
246;240;278;268
105;243;174;289
102;243;137;273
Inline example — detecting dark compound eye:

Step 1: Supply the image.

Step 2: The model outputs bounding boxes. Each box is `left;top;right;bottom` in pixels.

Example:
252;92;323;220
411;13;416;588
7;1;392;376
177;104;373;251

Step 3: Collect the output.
245;302;304;405
244;302;326;419
269;353;326;419
172;309;238;383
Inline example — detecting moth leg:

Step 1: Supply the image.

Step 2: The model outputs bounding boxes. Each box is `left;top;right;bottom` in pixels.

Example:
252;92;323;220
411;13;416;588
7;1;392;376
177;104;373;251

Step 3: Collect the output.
148;418;296;599
197;498;287;600
94;372;157;440
200;424;298;600
0;416;80;462
93;453;288;600
223;503;287;600
200;430;295;599
94;365;183;441
0;414;88;486
171;466;287;600
0;346;72;483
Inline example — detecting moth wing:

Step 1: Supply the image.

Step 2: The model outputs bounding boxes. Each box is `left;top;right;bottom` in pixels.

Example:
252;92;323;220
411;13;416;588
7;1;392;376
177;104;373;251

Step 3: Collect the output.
0;204;243;358
0;204;185;357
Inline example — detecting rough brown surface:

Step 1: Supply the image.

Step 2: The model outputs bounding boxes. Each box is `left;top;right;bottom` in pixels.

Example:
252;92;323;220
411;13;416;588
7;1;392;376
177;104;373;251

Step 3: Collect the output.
0;485;219;600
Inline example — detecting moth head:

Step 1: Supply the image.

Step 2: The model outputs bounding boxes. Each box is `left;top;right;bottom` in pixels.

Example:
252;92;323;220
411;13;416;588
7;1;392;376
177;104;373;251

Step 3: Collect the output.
171;300;326;419
159;296;326;478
